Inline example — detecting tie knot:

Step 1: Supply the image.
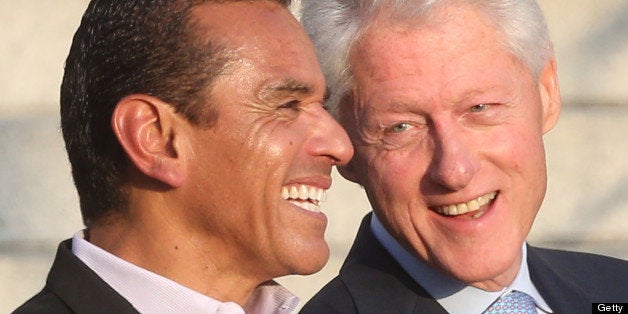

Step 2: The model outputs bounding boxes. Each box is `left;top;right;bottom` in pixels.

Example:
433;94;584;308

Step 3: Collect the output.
484;290;537;314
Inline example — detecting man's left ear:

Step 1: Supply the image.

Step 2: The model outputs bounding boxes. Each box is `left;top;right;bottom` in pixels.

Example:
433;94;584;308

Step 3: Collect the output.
539;55;562;134
111;95;191;188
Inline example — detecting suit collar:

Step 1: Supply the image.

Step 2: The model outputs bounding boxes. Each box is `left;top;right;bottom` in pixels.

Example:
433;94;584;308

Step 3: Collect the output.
527;244;589;313
339;213;448;314
46;239;139;313
370;214;554;313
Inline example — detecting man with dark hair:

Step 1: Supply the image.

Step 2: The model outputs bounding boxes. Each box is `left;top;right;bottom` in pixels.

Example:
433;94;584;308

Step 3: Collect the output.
14;0;353;313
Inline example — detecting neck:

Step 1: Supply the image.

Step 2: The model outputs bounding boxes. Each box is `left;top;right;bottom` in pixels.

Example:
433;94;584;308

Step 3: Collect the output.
87;200;263;306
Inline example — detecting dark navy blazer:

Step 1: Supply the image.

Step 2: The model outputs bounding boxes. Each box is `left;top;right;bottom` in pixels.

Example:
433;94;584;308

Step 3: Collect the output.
301;213;628;314
13;239;139;314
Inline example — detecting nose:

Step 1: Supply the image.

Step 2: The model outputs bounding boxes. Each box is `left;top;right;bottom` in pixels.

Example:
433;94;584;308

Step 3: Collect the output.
428;124;476;191
306;106;354;166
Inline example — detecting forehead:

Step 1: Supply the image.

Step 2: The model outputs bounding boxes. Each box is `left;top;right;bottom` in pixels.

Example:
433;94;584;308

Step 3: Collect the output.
191;1;323;87
351;4;527;100
357;5;499;73
191;1;309;59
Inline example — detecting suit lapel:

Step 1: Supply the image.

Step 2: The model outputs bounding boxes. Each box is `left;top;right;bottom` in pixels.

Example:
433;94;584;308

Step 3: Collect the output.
46;239;139;314
527;245;589;313
339;214;448;314
335;217;614;313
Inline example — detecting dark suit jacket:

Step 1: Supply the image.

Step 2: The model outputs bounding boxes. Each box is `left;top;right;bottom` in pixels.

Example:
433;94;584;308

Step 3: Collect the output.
13;239;139;314
301;213;628;314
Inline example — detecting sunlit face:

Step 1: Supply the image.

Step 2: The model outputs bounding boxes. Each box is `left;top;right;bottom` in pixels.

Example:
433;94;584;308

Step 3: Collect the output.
180;1;353;283
341;5;560;290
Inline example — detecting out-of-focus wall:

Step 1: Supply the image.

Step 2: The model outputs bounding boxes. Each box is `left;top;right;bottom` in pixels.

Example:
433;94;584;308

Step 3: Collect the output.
0;0;626;311
540;0;628;105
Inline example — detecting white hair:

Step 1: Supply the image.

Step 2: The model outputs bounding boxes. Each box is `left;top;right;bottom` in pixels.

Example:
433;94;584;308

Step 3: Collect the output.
301;0;553;117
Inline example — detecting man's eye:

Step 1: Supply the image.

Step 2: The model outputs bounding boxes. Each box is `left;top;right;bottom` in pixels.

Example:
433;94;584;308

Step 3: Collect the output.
470;103;490;112
279;100;300;110
390;123;412;133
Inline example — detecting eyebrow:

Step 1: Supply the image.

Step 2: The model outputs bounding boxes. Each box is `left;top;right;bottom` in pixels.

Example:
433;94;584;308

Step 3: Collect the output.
259;79;330;103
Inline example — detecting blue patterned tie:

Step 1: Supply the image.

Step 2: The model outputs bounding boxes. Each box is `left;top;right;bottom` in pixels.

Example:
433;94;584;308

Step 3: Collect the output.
484;290;537;314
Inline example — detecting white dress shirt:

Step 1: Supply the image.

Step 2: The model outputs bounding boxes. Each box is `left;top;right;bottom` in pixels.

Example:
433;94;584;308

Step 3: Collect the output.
72;231;300;314
370;214;553;314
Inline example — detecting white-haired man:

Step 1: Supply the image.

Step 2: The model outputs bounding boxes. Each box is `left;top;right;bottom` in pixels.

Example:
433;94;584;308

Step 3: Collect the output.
300;0;628;313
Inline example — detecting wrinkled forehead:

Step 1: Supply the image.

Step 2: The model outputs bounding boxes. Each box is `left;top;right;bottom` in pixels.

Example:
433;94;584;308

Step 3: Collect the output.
352;2;516;81
348;4;535;110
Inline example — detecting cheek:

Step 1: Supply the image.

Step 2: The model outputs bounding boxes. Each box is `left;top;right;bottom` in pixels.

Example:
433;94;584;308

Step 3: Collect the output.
507;133;545;172
364;149;424;198
487;127;548;217
241;123;295;168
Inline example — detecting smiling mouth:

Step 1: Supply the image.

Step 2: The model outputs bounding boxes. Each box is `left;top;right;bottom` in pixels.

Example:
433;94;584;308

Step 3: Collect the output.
281;185;327;213
433;191;498;219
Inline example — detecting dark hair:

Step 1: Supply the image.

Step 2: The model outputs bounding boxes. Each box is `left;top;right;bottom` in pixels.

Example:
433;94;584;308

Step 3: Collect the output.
61;0;291;226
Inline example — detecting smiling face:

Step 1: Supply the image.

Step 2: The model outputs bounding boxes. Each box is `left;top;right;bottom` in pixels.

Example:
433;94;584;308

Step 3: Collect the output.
180;1;353;284
341;5;560;290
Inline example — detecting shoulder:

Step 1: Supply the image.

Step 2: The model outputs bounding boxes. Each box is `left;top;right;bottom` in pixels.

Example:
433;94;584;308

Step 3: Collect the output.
301;214;445;313
530;246;628;274
300;276;357;314
301;255;444;314
528;246;628;296
12;287;72;314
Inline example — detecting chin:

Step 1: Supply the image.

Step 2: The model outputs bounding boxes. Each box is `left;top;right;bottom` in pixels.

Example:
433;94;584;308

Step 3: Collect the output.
289;243;330;276
440;254;521;290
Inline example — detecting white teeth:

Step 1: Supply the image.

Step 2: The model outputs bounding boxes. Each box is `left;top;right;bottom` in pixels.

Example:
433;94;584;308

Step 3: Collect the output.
468;200;480;211
281;184;328;213
319;189;326;202
299;185;309;200
289;200;321;213
309;186;317;199
458;203;468;213
447;205;458;215
436;192;497;217
289;186;299;199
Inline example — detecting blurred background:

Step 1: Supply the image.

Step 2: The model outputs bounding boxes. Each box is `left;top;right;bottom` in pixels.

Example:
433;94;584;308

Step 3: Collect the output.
1;0;626;311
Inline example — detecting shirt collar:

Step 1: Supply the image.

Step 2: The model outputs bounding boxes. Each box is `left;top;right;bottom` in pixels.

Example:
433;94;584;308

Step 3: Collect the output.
72;230;299;314
370;213;552;314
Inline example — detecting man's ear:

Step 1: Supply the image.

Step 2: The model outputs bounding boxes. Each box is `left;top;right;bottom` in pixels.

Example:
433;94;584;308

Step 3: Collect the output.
111;95;190;188
539;55;562;134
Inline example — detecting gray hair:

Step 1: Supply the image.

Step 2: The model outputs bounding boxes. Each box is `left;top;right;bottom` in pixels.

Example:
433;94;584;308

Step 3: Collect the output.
301;0;553;117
